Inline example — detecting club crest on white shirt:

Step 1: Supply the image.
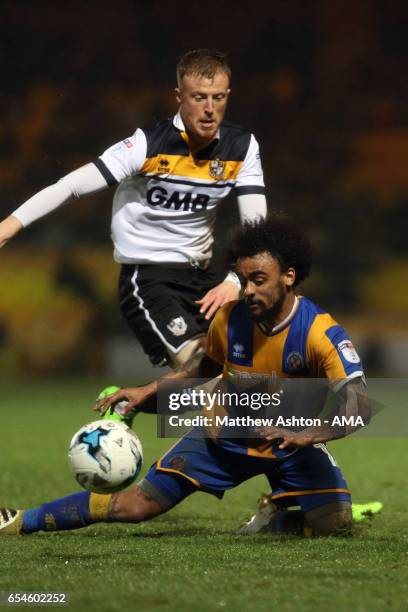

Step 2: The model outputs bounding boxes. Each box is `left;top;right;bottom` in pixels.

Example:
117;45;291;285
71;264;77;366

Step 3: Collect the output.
209;158;226;179
337;340;360;363
167;316;188;336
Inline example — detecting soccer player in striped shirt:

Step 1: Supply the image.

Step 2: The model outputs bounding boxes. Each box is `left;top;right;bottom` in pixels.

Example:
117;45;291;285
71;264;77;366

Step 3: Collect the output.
0;49;266;369
0;214;381;537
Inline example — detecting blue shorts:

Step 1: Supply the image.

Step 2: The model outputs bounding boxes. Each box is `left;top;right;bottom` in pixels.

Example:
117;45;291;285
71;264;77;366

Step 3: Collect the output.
144;429;351;513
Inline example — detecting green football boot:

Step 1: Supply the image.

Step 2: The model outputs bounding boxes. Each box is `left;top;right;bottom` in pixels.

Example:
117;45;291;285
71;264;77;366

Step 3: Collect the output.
96;385;135;429
351;501;383;523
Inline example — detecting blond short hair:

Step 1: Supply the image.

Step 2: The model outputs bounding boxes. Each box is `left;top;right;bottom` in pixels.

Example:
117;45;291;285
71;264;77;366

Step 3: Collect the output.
176;49;231;87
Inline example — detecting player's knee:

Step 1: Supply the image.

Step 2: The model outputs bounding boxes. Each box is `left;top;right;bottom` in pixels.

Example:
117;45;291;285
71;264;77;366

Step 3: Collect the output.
304;501;352;537
169;336;206;368
108;485;164;523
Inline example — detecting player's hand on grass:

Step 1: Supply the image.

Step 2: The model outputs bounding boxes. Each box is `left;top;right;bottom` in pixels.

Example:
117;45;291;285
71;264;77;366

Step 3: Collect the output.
95;385;154;416
196;281;240;320
0;216;23;248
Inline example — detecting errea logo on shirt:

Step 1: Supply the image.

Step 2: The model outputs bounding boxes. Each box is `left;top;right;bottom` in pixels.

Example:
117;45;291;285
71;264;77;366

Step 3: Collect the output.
337;340;360;363
232;343;246;359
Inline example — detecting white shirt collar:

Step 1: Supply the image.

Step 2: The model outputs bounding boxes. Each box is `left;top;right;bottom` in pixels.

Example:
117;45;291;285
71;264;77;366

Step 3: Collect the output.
271;295;299;333
173;111;185;131
173;111;220;140
258;296;300;336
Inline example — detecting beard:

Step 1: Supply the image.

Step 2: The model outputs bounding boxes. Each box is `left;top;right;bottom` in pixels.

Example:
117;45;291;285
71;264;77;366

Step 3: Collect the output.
247;283;287;323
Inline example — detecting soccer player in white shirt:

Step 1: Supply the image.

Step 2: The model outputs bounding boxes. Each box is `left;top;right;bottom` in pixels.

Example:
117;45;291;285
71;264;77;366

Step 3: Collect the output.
0;49;266;368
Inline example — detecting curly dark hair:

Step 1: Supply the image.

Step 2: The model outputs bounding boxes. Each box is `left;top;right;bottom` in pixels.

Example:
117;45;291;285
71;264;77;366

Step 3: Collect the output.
225;212;312;287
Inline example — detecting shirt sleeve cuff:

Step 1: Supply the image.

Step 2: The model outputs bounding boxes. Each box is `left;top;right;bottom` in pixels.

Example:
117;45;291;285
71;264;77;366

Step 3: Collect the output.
93;159;119;186
235;185;266;196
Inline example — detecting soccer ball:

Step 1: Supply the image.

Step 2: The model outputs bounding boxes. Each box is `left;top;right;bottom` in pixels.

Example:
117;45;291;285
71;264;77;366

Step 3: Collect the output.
68;419;143;493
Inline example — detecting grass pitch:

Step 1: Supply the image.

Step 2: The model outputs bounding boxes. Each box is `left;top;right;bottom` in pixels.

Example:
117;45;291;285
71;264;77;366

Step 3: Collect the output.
0;379;407;612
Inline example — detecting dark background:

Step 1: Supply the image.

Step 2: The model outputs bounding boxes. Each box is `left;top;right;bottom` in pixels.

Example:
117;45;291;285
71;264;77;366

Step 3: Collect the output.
1;0;407;376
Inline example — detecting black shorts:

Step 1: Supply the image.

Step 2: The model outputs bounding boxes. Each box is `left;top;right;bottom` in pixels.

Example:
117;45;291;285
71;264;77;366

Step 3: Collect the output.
119;264;222;366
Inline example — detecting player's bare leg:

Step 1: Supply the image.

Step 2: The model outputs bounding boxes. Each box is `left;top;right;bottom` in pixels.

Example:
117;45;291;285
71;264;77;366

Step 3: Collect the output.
168;335;206;368
239;498;352;537
108;485;165;523
239;494;382;534
304;501;352;536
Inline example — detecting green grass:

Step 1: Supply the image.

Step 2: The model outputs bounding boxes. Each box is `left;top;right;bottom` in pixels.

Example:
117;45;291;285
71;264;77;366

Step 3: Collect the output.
0;379;407;612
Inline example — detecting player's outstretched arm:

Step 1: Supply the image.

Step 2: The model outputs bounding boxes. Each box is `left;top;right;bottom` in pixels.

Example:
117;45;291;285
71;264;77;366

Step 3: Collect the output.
0;215;23;248
333;376;371;435
258;378;371;449
96;351;222;416
0;163;110;248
